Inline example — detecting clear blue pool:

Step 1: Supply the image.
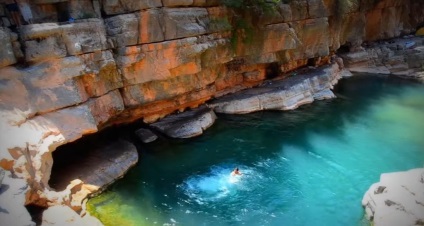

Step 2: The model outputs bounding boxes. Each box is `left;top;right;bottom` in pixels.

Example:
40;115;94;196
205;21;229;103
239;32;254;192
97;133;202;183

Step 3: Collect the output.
87;75;424;226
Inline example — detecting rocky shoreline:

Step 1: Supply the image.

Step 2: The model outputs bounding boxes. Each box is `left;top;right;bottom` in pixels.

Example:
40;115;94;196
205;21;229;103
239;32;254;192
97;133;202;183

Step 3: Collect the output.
362;168;424;226
1;36;423;225
0;0;423;225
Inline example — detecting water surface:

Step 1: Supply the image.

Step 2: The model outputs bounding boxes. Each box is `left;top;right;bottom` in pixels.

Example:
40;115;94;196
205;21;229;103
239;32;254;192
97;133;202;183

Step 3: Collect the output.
87;75;424;226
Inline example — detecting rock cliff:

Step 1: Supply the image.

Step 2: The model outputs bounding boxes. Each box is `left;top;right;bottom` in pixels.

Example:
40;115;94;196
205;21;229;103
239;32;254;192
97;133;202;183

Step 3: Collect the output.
0;0;423;225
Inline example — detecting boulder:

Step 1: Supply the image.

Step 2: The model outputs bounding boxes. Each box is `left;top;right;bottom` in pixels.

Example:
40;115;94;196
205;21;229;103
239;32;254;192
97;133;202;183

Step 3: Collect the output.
135;128;158;143
362;168;424;226
150;105;217;138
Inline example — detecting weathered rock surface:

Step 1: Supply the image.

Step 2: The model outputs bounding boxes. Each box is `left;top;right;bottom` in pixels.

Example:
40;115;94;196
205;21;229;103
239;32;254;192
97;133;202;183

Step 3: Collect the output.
46;139;138;215
21;20;108;63
362;168;424;226
209;61;348;114
341;36;424;82
135;128;158;143
42;205;102;226
0;171;35;226
50;140;138;192
0;27;16;67
0;0;423;223
150;105;217;138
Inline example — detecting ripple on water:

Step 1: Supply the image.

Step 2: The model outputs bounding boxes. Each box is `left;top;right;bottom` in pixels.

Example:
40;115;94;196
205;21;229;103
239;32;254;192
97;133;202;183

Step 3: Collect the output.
178;165;259;204
88;76;424;226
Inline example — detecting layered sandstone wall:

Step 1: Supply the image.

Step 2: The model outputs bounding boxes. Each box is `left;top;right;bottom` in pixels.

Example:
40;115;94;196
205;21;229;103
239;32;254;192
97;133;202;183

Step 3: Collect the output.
0;0;423;224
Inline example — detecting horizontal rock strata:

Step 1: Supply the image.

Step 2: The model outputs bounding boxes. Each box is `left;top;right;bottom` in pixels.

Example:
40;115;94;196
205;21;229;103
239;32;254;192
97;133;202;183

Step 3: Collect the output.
48;140;138;213
0;0;423;224
209;61;349;114
362;168;424;226
341;36;424;82
150;105;217;138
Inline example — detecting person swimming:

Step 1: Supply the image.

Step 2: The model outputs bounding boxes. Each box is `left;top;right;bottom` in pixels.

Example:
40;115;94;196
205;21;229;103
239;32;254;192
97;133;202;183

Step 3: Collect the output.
231;167;242;176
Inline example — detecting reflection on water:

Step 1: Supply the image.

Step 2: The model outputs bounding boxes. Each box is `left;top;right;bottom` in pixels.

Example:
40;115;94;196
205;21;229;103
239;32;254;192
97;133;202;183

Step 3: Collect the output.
87;75;424;226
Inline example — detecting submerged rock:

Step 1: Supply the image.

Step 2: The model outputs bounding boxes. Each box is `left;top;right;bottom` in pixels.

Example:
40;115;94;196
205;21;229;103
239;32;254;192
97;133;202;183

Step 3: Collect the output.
208;62;346;114
150;105;217;138
362;168;424;226
135;128;158;143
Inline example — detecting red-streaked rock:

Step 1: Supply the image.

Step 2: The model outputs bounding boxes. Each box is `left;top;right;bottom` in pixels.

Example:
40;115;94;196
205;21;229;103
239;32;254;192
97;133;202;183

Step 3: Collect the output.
86;90;125;126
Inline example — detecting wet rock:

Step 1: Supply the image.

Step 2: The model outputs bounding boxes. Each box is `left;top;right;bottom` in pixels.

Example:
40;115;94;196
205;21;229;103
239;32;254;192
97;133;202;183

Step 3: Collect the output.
208;62;344;114
362;168;424;226
150;105;216;138
135;128;158;143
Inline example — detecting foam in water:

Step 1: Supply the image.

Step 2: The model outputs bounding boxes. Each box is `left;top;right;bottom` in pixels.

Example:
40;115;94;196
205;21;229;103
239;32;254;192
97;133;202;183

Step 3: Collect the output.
179;165;257;204
87;76;424;226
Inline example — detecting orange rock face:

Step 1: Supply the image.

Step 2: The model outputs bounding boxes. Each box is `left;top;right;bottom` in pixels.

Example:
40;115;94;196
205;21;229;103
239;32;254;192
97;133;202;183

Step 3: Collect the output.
0;0;423;218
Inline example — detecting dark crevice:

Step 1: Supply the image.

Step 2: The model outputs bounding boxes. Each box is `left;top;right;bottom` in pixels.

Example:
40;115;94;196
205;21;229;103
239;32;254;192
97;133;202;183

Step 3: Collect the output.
48;120;149;191
265;62;281;79
26;204;47;226
337;44;351;54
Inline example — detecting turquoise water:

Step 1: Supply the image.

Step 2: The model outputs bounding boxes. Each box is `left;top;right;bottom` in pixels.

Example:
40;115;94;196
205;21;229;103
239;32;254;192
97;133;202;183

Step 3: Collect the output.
87;75;424;226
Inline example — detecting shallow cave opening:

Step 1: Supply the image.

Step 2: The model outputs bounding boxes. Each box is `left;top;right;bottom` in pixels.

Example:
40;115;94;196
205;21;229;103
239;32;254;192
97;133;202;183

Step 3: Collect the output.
48;122;146;192
265;62;281;79
337;44;351;54
26;204;47;226
307;58;316;67
55;2;70;22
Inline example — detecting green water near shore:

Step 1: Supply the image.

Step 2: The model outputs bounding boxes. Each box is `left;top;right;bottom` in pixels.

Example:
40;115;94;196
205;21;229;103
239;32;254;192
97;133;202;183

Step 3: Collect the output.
87;75;424;226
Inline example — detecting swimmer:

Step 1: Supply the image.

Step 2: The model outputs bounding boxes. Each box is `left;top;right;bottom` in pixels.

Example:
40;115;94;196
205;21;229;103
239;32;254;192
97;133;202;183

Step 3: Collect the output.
231;167;242;176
